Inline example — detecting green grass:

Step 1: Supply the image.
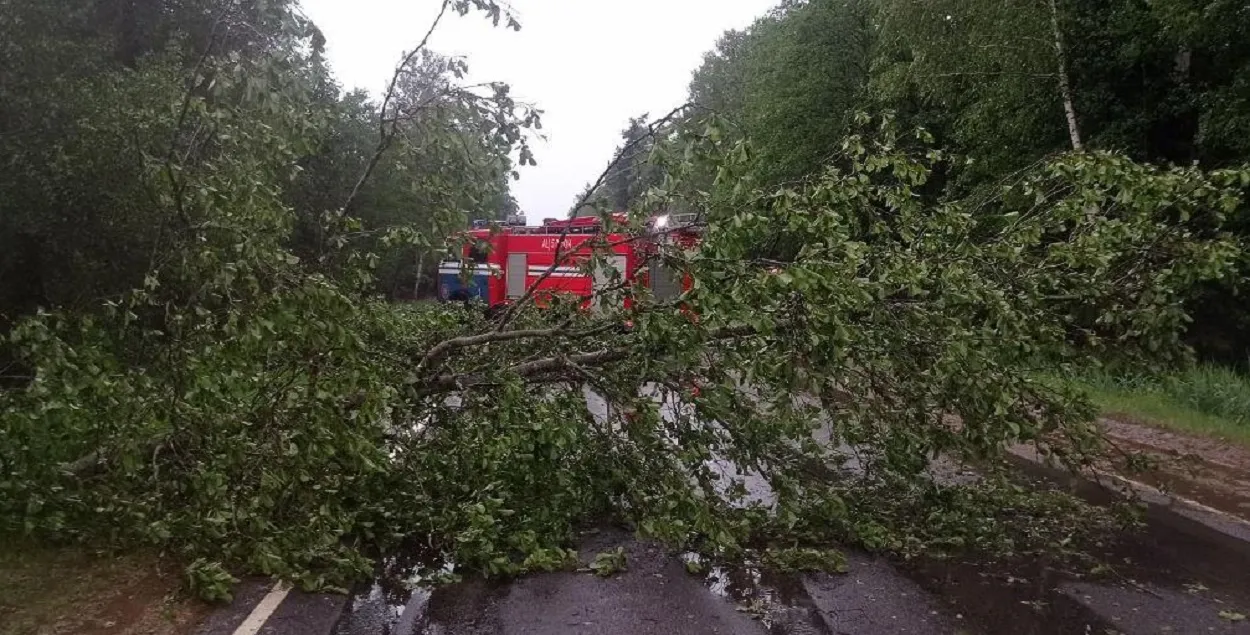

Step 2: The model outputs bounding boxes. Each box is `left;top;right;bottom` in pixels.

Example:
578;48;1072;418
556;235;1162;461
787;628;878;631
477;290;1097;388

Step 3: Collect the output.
1068;363;1250;447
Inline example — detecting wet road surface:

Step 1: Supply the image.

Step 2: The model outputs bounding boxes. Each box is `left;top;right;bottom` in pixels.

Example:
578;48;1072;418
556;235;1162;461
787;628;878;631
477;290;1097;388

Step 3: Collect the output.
201;386;1250;635
801;554;959;635
334;528;766;635
332;527;967;635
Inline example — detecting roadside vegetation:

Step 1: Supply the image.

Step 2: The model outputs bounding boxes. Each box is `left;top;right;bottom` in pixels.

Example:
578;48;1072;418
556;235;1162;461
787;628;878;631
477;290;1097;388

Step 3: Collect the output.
1070;365;1250;446
1;0;1248;608
0;540;201;635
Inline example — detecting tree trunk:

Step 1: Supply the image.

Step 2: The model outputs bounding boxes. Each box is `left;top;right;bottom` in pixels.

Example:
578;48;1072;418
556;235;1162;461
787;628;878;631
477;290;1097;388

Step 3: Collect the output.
1173;47;1192;82
414;251;427;299
1047;0;1083;151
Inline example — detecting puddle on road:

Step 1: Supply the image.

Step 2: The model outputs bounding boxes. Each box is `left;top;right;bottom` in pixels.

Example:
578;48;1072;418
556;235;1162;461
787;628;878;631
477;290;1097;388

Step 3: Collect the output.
681;552;829;634
333;548;454;635
335;582;430;635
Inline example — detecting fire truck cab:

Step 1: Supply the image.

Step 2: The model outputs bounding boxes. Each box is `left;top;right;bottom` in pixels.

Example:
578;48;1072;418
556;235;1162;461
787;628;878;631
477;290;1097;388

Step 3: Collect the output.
437;212;699;310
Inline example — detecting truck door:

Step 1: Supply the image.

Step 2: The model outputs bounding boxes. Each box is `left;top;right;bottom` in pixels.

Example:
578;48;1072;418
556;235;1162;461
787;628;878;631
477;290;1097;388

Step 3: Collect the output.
592;255;627;310
506;252;527;299
649;257;682;301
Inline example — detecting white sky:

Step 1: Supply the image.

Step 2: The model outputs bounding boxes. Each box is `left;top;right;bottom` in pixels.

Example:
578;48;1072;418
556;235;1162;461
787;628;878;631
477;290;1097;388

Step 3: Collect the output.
298;0;776;216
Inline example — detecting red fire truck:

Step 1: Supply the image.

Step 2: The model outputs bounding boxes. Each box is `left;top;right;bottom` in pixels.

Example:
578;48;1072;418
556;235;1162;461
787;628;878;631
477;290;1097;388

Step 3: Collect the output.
437;212;701;310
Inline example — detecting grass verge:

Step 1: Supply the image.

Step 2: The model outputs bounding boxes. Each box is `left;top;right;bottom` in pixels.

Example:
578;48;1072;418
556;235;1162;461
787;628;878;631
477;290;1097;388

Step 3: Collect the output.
0;540;205;635
1066;364;1250;447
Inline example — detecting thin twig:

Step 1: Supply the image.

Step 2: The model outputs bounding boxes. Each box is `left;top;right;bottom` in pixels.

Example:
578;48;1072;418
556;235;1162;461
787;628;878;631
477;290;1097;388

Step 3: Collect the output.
414;319;621;382
341;0;453;219
163;3;234;229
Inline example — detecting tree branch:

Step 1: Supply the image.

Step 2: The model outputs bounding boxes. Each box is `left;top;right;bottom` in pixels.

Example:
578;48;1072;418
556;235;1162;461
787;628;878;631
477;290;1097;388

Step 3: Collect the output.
414;320;620;376
425;347;629;393
421;323;763;395
340;0;453;219
163;3;234;230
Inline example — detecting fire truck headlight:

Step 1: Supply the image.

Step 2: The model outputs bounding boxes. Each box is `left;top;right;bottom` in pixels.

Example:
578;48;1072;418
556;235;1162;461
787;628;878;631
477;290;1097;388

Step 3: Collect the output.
653;215;670;229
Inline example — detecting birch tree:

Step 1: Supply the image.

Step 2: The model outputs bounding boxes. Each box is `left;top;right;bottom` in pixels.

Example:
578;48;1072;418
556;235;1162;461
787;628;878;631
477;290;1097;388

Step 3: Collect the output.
871;0;1085;179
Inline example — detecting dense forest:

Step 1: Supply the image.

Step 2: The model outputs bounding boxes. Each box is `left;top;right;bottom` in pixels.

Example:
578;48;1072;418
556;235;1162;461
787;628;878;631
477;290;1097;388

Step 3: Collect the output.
593;0;1250;363
0;0;526;320
2;0;1249;602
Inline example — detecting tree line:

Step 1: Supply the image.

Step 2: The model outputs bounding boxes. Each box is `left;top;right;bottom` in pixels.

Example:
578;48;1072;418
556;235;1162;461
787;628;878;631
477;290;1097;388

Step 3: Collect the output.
591;0;1250;364
0;0;525;324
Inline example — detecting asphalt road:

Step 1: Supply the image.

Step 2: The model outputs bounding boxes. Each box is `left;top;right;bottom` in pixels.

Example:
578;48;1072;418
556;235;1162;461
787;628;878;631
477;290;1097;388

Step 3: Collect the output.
194;385;1250;635
197;513;1250;635
332;528;962;635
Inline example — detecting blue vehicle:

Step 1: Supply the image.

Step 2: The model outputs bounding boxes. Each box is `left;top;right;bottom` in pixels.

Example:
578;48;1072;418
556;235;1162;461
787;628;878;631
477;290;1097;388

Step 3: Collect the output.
437;259;492;303
438;225;499;304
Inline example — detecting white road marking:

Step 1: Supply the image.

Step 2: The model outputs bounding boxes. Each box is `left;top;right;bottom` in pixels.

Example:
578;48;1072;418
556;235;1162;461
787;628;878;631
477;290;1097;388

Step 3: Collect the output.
231;582;291;635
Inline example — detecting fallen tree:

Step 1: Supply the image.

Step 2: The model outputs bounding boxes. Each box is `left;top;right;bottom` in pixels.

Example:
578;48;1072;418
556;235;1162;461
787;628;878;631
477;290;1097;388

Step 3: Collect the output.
1;6;1247;602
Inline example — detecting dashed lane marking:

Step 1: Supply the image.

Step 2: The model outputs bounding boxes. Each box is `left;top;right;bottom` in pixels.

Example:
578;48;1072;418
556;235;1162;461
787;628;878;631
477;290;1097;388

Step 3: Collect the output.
231;582;291;635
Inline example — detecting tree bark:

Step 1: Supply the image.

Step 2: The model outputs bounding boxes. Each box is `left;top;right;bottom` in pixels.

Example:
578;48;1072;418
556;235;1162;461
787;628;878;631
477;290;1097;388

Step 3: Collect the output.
1047;0;1083;151
1173;48;1192;82
414;251;427;299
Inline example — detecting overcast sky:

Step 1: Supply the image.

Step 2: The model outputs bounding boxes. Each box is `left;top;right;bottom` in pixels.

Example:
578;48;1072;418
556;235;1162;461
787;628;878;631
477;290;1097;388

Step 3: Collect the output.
298;0;776;216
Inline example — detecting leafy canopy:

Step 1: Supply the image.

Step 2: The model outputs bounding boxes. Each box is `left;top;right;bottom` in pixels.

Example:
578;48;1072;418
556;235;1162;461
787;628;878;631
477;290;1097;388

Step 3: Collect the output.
1;0;1248;602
